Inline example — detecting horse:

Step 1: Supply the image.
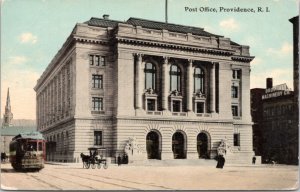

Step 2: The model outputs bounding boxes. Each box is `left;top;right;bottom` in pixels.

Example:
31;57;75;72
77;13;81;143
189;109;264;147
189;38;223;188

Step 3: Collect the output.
80;153;90;168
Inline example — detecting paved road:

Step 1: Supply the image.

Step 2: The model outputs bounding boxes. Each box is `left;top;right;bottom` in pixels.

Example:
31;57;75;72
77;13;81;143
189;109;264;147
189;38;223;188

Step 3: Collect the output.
1;162;298;190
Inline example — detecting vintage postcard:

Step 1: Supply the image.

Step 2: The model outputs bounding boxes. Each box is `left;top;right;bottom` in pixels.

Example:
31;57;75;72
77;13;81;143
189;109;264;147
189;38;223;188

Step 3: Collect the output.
1;0;299;190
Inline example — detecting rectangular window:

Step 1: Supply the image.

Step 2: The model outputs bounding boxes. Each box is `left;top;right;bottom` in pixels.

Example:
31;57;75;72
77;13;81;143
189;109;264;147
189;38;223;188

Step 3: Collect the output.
147;99;156;111
234;133;240;146
196;102;204;113
100;56;105;66
94;131;102;145
92;97;103;111
231;86;238;98
38;142;43;151
173;100;181;112
95;56;100;66
92;75;103;89
232;105;238;117
89;55;105;66
232;69;241;79
89;55;94;65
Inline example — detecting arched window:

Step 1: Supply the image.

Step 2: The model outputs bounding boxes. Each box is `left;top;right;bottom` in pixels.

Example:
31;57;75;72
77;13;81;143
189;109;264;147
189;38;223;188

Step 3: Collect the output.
194;67;205;93
170;64;181;91
145;63;156;90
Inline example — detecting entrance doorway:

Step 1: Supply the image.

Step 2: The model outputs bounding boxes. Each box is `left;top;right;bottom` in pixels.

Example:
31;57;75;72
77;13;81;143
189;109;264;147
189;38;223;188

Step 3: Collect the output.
172;132;186;159
146;131;160;159
197;132;209;159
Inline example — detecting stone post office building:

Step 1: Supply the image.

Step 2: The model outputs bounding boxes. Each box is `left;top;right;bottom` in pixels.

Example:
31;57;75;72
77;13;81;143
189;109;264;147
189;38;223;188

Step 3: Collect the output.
34;15;255;163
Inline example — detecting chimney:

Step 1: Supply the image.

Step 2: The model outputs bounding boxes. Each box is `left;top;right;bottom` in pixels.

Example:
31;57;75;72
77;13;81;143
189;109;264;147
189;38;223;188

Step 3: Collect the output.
266;78;273;89
103;14;109;20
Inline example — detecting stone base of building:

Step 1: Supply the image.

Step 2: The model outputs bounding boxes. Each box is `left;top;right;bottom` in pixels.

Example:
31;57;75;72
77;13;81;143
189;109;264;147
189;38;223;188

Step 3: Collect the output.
161;152;174;160
186;152;199;159
225;151;255;164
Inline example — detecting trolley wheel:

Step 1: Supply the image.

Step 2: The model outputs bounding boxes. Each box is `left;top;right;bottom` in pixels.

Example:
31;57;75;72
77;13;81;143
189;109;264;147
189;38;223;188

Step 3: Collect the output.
84;161;90;169
97;163;101;169
103;162;108;169
91;163;96;169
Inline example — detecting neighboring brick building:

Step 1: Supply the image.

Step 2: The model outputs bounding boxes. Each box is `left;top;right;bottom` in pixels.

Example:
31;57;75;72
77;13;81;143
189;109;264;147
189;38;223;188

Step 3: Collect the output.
251;78;298;164
34;15;255;163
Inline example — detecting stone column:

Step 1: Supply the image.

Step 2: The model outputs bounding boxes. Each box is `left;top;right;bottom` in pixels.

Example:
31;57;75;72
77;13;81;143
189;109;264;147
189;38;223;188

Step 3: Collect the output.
187;59;193;112
210;62;215;113
135;54;143;109
162;57;169;111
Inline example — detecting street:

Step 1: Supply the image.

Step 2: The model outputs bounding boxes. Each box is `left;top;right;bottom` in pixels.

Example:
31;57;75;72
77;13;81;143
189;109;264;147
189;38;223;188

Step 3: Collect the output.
1;162;298;190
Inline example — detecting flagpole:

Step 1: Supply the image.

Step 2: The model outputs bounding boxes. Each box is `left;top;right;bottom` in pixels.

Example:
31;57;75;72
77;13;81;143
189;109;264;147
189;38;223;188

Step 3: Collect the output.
165;0;168;23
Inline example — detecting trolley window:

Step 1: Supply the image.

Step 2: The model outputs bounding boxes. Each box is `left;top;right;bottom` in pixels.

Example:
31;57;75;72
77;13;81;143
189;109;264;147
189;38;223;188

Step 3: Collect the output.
38;142;43;151
27;142;37;151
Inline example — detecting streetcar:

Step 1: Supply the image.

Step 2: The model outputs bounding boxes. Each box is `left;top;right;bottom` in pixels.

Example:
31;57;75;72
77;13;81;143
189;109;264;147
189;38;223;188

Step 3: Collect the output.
9;131;46;171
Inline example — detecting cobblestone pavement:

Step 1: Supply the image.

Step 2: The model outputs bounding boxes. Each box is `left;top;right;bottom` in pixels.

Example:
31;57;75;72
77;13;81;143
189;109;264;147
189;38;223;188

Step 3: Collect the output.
1;162;298;190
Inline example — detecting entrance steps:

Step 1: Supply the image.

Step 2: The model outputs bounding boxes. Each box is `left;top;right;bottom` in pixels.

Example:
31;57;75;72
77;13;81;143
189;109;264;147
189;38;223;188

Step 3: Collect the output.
131;159;217;166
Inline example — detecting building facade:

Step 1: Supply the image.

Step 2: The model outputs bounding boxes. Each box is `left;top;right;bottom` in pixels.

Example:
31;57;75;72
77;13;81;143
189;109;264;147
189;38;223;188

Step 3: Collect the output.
262;81;297;164
251;78;298;164
34;15;254;163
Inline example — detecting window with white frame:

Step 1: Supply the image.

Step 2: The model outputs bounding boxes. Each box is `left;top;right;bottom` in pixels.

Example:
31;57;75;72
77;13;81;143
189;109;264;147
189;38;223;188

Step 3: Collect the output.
232;105;239;117
195;102;205;114
94;131;102;145
92;97;103;111
145;63;156;90
170;64;181;92
194;67;205;94
232;69;241;79
92;74;103;89
233;133;240;146
172;100;181;112
147;99;156;111
231;86;238;98
89;55;106;66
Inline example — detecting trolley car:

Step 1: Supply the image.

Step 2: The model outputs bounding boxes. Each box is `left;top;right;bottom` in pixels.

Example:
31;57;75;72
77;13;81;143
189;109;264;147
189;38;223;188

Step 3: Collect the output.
9;131;46;171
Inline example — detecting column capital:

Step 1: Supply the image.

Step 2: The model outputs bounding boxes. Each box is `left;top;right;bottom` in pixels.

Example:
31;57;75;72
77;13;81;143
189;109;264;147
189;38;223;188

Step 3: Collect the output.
133;53;143;60
163;56;169;64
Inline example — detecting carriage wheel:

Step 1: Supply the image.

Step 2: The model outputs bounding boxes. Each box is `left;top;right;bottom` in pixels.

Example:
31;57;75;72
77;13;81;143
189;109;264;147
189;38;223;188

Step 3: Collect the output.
103;162;108;169
91;163;96;169
84;161;90;169
97;163;101;169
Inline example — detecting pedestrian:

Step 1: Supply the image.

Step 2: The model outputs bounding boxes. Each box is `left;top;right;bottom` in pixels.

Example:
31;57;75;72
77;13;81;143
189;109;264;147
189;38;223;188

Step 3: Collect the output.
216;155;225;169
220;155;225;168
252;156;256;164
216;155;222;168
117;154;122;166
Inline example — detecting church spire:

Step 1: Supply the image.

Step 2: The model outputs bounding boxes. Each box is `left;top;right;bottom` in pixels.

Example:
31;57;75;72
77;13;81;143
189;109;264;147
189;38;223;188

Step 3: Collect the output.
3;88;13;127
5;88;11;112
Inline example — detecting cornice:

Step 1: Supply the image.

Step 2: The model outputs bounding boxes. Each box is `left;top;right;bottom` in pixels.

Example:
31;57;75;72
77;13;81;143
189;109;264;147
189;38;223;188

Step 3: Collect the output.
73;35;109;45
116;37;235;57
231;55;255;62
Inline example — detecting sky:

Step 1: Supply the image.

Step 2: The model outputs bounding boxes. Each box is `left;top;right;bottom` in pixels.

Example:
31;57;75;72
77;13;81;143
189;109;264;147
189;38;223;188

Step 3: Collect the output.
1;0;298;120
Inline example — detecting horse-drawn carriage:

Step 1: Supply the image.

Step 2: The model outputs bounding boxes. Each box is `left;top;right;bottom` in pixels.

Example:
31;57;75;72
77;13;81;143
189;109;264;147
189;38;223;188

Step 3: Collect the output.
80;147;108;169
